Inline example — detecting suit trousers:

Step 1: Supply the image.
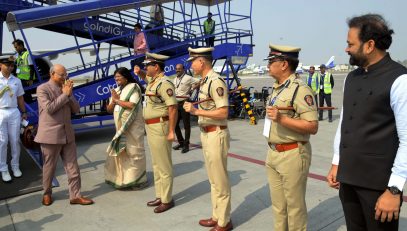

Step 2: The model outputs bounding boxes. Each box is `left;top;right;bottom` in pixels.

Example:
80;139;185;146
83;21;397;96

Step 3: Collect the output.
339;183;400;231
200;127;231;227
0;108;21;172
265;142;311;231
174;101;191;143
319;92;332;120
145;121;173;203
40;142;81;200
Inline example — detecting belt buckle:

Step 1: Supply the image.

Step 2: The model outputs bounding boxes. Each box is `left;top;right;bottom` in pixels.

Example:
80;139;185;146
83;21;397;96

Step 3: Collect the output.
268;143;277;151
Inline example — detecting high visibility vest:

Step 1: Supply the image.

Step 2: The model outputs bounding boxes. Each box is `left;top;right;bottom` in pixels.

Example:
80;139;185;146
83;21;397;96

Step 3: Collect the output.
204;20;215;35
306;73;319;94
16;51;32;81
320;72;332;94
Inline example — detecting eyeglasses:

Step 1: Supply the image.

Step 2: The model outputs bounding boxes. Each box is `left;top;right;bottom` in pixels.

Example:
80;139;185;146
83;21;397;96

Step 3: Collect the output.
55;72;68;79
267;58;284;67
144;63;158;69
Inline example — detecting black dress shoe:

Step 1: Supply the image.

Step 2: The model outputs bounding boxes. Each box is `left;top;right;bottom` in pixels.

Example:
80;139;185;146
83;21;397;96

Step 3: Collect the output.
154;200;174;213
181;145;189;153
147;198;161;207
172;142;183;150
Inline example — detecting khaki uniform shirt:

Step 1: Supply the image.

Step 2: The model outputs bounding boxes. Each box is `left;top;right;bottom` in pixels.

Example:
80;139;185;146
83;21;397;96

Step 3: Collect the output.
198;70;228;126
174;73;199;102
143;72;177;120
267;74;318;144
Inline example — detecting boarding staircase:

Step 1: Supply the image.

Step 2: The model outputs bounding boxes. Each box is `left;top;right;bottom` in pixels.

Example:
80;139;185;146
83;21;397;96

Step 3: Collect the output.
1;0;254;124
0;0;255;173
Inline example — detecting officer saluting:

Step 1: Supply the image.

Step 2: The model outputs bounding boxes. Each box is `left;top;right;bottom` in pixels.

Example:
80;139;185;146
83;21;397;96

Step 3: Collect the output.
183;47;233;231
134;52;177;213
264;44;318;231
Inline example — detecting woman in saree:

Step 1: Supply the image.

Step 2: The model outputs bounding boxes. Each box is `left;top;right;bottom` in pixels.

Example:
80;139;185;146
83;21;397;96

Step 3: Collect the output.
105;67;147;189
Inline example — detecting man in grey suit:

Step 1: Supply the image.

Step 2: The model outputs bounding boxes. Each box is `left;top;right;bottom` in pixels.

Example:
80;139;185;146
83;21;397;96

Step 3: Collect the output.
34;64;93;206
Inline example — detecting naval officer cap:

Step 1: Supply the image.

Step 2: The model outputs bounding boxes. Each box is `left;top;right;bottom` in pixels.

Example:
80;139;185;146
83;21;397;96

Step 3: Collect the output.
264;43;301;61
143;52;169;65
187;47;214;62
0;56;14;64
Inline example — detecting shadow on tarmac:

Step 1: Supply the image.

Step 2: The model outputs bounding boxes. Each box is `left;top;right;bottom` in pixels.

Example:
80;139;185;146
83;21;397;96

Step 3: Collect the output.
173;170;246;207
0;214;63;231
231;184;270;228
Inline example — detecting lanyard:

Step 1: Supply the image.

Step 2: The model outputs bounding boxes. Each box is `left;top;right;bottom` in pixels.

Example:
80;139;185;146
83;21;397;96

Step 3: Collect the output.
175;73;185;89
268;80;290;106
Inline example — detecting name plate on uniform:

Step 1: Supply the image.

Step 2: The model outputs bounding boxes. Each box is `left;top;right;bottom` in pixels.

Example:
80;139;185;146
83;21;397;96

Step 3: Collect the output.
263;117;271;138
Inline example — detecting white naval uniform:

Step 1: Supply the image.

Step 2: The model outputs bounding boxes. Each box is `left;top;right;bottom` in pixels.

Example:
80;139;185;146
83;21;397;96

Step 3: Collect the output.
0;72;25;172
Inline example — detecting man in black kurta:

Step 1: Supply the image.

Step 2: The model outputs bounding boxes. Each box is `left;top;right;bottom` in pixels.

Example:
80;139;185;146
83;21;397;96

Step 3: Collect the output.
327;14;407;231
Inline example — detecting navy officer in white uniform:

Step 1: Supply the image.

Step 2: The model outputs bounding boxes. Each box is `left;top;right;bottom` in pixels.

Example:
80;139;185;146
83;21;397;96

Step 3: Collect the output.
0;56;27;182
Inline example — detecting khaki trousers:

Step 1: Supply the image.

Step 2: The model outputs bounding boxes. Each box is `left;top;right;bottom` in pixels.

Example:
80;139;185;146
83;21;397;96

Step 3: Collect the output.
41;142;81;200
201;128;231;227
146;121;173;203
265;142;311;231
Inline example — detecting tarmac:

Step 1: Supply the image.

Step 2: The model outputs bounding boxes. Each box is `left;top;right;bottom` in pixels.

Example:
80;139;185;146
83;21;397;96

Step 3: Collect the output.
1;73;407;231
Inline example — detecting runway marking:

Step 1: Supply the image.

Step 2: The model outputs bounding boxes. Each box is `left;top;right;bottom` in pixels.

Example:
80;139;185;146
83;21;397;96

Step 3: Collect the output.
189;143;407;202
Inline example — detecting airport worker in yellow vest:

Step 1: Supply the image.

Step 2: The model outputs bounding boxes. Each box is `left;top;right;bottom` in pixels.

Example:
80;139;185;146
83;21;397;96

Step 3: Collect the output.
317;64;334;122
12;39;35;87
306;65;319;106
203;13;215;47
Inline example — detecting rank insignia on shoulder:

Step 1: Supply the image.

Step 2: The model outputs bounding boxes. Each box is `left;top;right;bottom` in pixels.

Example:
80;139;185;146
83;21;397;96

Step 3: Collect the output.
304;95;314;106
216;87;224;96
166;89;174;96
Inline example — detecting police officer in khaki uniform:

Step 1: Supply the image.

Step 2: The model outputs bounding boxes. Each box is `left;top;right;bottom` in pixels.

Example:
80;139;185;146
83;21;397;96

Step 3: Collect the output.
183;47;233;231
264;44;318;231
134;52;178;213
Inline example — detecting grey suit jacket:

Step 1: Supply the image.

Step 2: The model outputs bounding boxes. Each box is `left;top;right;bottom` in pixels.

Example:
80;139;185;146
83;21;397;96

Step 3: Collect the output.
34;81;80;144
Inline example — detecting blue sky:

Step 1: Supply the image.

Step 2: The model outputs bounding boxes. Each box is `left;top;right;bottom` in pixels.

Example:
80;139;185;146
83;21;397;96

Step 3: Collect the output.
2;0;406;67
248;0;407;65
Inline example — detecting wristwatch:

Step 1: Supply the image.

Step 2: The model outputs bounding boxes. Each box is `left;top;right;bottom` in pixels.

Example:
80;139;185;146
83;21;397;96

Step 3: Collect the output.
387;186;402;195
